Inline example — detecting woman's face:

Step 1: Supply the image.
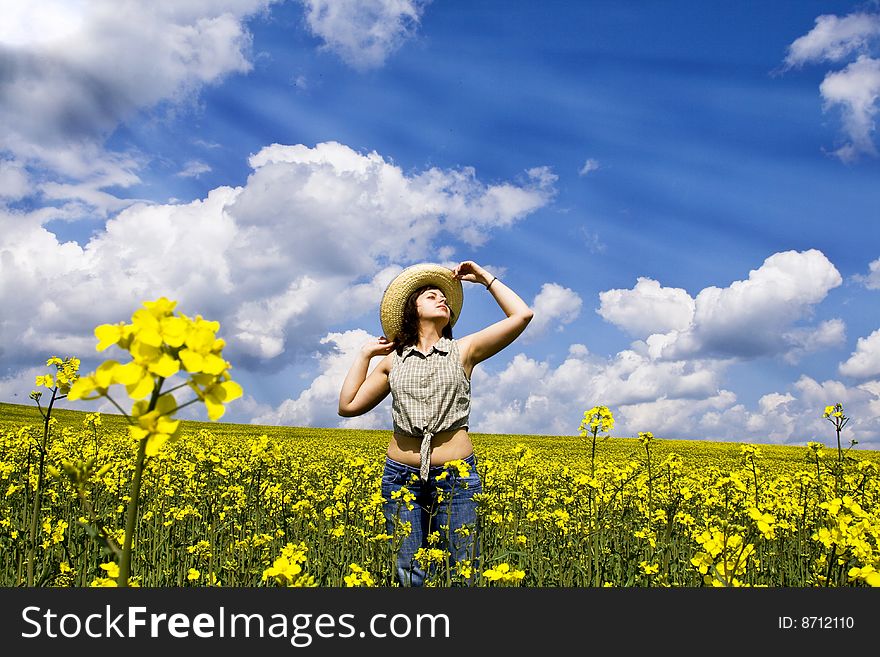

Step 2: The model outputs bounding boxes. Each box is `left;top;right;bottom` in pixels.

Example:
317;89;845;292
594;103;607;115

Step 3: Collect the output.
416;287;450;325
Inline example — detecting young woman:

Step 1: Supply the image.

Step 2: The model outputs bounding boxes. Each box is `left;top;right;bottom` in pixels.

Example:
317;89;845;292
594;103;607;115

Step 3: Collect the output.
338;260;533;586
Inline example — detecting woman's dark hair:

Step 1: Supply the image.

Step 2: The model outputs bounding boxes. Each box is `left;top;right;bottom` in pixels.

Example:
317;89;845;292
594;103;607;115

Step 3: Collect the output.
395;285;453;355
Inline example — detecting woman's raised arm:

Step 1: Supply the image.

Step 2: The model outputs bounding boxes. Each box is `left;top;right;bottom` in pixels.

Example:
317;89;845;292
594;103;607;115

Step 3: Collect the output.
452;261;534;367
338;337;395;417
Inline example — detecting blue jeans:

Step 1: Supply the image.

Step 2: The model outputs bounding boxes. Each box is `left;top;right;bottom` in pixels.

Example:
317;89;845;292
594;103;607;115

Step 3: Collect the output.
381;453;482;587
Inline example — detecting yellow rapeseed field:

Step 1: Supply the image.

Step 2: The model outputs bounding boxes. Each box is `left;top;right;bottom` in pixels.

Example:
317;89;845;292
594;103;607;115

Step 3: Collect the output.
2;401;879;588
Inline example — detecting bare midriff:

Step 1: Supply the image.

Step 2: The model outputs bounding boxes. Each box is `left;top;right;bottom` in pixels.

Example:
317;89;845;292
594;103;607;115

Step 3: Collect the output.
387;426;473;467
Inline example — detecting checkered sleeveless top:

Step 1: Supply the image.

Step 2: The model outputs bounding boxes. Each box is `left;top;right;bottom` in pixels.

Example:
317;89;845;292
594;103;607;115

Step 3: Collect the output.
389;336;471;481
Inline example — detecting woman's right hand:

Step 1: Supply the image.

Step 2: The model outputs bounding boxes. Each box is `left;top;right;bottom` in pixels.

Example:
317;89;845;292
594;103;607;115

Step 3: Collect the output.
361;336;396;358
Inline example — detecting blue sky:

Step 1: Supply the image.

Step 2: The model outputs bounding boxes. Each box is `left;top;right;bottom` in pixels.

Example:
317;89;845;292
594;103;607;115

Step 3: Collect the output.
2;1;880;449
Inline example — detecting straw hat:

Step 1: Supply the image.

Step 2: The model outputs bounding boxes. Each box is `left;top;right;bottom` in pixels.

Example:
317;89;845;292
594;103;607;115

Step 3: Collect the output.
380;263;463;341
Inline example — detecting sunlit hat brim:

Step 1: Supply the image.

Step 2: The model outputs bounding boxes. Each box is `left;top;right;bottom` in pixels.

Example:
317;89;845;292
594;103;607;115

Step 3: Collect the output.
379;263;463;341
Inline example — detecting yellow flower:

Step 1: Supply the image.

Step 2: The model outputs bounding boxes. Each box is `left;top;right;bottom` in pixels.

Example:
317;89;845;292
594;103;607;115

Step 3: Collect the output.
414;548;448;566
187;568;200;581
580;405;615;435
443;459;471;478
344;564;376;587
35;374;54;389
143;296;178;317
690;552;713;575
748;507;776;539
189;373;243;420
262;542;313;587
100;562;119;579
263;556;302;582
129;394;181;456
95;322;132;351
482;562;525;583
639;561;660;575
174;314;227;374
67;360;119;400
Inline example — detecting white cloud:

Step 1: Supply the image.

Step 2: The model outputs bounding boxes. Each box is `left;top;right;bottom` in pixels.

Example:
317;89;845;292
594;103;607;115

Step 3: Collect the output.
0;159;29;200
820;55;880;161
597;277;694;339
177;160;212;178
578;158;600;176
0;141;554;371
758;392;795;414
839;328;880;379
783;12;880;161
523;283;582;341
655;250;842;361
782;318;847;364
791;375;880;447
451;346;729;437
0;0;88;47
255;349;874;447
853;257;880;289
251;329;392;428
698;375;880;449
299;0;430;70
0;0;278;206
784;13;880;67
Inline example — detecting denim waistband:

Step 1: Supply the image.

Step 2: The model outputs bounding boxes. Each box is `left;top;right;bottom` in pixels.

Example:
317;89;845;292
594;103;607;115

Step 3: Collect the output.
385;451;476;472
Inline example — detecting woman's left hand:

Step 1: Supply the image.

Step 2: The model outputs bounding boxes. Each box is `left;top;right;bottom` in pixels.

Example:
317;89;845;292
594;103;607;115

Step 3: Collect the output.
452;260;490;286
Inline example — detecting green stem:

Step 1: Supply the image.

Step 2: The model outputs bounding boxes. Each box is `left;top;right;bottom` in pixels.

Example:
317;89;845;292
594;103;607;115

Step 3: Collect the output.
117;378;163;586
118;433;147;586
751;459;759;508
590;430;597;478
27;387;57;587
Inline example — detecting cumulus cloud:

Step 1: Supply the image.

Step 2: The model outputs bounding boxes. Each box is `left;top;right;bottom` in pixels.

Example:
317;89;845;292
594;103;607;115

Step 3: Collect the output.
299;0;430;70
597;277;695;339
820;55;880;161
0;141;554;372
252;329;391;428
783;12;880;161
471;345;880;449
599;252;842;363
839;329;880;379
853;257;880;289
0;0;278;207
784;13;880;67
334;340;728;438
782;318;847;364
0;159;29;200
696;375;880;449
522;283;582;342
653;250;842;361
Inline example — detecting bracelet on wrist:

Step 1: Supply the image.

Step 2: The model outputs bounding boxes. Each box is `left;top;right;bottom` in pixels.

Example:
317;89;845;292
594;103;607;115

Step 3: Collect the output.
486;276;497;290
